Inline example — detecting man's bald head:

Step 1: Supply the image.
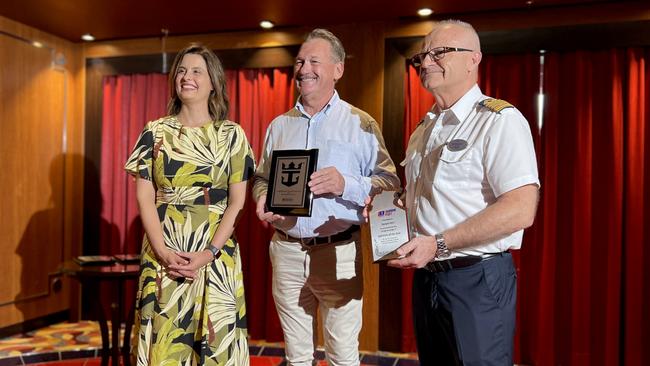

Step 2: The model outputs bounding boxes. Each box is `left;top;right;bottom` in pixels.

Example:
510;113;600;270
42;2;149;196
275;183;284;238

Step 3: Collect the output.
418;20;483;107
424;20;481;53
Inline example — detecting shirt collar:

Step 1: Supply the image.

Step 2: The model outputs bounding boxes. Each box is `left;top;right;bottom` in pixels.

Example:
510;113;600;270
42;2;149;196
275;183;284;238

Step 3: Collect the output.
427;84;483;124
295;90;339;118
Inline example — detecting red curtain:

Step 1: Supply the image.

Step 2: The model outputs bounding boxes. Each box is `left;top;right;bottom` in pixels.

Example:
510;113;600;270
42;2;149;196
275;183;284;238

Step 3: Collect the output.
100;68;294;342
478;53;541;363
402;48;650;365
100;73;168;322
228;68;295;342
526;49;626;366
623;48;650;366
100;73;168;255
404;65;434;150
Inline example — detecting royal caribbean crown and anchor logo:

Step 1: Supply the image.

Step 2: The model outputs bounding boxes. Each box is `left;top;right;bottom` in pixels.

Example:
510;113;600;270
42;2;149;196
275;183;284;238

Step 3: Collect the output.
267;149;317;215
281;161;303;187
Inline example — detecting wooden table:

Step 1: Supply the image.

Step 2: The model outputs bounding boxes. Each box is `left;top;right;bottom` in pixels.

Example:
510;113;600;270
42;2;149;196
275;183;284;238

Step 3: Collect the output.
61;260;139;366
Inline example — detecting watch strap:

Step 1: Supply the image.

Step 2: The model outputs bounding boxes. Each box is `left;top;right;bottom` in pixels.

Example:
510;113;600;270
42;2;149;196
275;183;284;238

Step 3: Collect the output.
207;245;221;260
434;233;451;259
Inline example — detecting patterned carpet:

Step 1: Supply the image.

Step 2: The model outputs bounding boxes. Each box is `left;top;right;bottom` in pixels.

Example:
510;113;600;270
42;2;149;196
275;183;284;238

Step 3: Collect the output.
0;322;419;366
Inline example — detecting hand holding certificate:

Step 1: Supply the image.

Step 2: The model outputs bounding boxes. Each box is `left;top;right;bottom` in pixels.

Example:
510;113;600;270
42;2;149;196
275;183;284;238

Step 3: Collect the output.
368;190;410;261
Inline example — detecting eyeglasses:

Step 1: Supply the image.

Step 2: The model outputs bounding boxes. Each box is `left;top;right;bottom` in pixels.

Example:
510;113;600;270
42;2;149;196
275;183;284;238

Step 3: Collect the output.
410;47;474;67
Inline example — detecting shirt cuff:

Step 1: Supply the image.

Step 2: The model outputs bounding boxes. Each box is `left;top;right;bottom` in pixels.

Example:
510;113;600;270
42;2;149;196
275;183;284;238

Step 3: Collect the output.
494;175;540;197
340;174;372;206
252;179;268;202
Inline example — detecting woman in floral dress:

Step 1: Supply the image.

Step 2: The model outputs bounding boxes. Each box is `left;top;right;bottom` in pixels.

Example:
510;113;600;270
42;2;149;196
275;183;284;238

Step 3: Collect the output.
125;44;254;365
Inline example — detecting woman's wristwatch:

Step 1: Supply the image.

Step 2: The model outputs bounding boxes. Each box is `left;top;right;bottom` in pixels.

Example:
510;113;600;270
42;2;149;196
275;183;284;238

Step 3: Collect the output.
207;246;221;261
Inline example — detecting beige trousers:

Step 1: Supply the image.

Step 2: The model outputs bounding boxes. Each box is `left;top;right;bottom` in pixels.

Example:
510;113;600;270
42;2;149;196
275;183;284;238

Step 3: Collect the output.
269;232;364;366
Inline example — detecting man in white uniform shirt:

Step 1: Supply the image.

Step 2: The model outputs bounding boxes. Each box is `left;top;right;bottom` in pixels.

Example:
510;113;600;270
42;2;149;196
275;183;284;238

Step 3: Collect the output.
388;20;540;366
253;29;399;366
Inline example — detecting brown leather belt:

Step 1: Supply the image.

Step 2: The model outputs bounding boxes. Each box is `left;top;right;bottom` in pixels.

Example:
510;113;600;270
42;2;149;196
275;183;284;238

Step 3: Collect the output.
276;225;360;246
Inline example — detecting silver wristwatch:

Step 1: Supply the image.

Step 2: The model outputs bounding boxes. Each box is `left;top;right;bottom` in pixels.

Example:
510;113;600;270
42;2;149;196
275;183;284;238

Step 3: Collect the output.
207;246;221;260
434;233;451;259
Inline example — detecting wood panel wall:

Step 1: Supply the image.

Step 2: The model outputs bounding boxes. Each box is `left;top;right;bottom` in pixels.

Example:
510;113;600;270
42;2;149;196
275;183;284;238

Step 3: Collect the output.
0;15;84;330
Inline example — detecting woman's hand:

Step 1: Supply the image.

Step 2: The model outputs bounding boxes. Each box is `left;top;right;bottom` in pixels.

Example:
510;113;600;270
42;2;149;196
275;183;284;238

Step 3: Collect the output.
168;250;215;279
151;246;191;279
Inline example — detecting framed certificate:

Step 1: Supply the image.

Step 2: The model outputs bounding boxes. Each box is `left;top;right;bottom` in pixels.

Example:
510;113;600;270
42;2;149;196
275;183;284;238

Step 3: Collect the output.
266;149;319;216
369;190;410;261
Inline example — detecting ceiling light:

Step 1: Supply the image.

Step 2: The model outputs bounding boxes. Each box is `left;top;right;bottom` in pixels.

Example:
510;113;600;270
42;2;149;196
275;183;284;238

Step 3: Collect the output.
81;33;95;41
32;41;43;48
417;8;433;17
259;20;274;29
526;0;534;5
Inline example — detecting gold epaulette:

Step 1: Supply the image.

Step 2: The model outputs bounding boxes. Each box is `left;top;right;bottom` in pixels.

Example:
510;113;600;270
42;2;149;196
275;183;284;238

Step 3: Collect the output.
479;98;514;113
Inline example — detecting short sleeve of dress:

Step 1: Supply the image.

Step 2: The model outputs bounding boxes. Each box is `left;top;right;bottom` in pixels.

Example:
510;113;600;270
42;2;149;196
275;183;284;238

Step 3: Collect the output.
228;124;256;184
124;122;154;180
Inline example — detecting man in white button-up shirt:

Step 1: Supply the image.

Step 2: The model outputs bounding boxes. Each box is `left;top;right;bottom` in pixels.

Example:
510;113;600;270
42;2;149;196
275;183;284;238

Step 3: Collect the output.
388;20;540;366
253;29;399;366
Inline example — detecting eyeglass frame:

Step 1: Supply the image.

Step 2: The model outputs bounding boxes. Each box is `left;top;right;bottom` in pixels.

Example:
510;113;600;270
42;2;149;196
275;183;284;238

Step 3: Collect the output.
410;47;474;67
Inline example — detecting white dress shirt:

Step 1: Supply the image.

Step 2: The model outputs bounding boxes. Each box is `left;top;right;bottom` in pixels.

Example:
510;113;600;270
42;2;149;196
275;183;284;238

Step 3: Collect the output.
403;84;539;258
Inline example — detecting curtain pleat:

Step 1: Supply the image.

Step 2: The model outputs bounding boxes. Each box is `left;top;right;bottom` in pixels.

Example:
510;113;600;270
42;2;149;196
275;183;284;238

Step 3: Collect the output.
623;48;650;366
100;73;168;256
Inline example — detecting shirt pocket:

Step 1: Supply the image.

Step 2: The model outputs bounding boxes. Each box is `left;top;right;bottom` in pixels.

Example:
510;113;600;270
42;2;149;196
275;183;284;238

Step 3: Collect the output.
433;146;474;189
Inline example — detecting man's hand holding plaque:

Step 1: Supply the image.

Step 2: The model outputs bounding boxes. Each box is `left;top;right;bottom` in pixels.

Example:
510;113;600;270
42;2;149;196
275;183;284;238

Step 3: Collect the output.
265;149;319;217
367;190;410;261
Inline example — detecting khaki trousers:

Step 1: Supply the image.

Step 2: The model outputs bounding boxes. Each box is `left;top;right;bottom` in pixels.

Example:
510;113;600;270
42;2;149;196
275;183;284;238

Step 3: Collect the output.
269;232;363;366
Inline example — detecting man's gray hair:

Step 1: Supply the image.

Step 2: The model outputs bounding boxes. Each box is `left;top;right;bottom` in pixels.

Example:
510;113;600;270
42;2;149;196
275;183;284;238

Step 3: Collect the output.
305;28;346;63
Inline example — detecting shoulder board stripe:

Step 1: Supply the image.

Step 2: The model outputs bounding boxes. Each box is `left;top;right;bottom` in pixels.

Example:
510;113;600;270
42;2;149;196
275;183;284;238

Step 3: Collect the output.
479;98;514;113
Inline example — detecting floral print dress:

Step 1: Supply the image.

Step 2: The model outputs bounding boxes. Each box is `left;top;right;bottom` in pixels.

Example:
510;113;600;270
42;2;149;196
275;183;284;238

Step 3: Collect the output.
125;116;255;365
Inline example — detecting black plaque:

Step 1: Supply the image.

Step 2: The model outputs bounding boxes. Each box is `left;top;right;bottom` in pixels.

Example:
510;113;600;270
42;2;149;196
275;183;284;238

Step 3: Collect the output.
266;149;319;216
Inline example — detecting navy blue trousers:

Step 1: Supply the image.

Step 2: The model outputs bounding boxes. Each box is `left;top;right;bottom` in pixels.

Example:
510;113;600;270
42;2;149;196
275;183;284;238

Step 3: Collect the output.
412;252;517;366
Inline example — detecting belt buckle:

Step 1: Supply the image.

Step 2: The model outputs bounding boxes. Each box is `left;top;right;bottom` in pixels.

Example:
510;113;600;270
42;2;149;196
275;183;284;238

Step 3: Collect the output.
300;237;315;246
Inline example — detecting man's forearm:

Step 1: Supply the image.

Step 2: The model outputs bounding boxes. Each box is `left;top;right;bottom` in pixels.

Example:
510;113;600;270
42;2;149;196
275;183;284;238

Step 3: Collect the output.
252;177;268;202
443;184;539;251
